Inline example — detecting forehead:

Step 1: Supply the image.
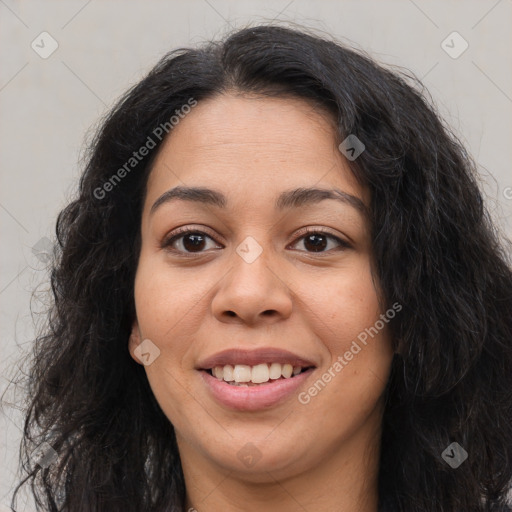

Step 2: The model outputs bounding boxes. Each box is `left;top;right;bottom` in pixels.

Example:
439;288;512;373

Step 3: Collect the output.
144;93;368;211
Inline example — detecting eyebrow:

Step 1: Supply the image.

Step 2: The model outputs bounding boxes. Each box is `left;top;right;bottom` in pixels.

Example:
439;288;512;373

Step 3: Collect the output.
150;185;368;216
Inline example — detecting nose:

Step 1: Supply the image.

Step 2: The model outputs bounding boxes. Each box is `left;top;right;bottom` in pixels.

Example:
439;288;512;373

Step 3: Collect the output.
211;241;293;326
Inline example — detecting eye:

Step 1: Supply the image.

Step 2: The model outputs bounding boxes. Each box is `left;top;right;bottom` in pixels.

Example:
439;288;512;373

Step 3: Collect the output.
162;227;351;255
162;228;221;254
289;228;351;254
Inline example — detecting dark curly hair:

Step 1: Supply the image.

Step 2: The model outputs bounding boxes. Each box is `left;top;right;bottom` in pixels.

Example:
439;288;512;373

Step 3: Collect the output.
11;23;512;512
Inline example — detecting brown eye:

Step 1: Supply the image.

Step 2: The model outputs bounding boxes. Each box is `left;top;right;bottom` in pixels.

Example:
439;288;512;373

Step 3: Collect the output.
162;229;221;254
162;227;350;256
290;230;350;253
303;233;328;252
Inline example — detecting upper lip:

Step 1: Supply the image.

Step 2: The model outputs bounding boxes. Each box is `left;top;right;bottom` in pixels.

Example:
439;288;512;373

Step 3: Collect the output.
196;348;317;370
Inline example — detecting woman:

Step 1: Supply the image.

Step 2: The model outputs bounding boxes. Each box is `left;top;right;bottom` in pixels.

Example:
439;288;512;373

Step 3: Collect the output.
13;24;512;511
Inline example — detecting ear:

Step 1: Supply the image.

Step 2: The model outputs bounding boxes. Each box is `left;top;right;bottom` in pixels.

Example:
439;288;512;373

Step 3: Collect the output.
128;319;143;365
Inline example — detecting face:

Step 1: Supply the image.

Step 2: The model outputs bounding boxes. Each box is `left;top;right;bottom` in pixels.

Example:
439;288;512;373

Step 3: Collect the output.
129;93;394;486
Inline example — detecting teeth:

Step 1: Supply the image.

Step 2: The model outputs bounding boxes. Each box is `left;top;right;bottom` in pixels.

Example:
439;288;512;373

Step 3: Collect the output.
281;363;293;378
211;363;307;384
269;363;282;380
223;364;234;381
251;363;269;383
233;365;251;383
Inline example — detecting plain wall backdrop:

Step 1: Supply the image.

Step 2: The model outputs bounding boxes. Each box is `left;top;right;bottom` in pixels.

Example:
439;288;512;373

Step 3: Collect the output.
1;0;511;509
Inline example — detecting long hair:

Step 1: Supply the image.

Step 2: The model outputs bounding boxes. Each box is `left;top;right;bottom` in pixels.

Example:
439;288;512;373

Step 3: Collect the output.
12;23;512;511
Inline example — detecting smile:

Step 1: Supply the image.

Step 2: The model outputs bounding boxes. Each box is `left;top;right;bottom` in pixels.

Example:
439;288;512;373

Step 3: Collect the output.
197;347;317;410
208;363;313;385
200;367;315;410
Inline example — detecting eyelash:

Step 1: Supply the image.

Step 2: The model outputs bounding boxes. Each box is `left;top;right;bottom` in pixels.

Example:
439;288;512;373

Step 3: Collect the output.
161;226;351;256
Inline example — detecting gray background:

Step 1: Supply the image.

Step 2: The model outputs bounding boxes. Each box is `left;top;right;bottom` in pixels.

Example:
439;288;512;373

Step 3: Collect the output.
1;0;511;509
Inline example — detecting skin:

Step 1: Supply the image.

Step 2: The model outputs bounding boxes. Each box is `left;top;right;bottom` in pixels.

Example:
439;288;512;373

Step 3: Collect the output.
129;93;395;512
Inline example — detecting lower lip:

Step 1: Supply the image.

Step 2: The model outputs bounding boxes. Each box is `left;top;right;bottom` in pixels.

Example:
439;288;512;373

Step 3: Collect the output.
199;368;315;411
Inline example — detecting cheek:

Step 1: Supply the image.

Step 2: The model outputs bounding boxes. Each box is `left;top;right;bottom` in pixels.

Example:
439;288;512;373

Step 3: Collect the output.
132;256;223;422
133;256;209;342
297;259;392;396
300;259;383;350
133;263;197;429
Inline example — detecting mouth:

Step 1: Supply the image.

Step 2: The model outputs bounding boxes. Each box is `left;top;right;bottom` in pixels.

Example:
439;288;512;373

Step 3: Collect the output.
196;348;317;411
203;362;315;386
